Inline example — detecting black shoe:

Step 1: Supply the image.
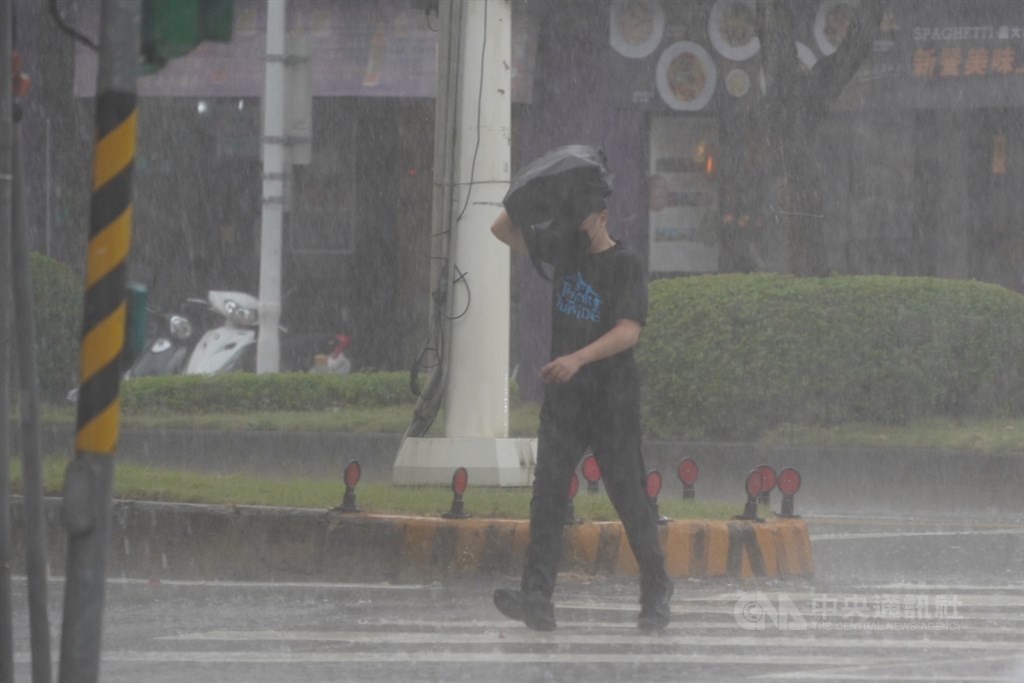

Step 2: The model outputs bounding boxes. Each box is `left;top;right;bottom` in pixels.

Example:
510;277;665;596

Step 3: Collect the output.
493;588;557;631
637;581;674;632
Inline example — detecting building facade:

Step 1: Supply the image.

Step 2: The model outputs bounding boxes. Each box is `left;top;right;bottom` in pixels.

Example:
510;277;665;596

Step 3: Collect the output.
16;0;1023;389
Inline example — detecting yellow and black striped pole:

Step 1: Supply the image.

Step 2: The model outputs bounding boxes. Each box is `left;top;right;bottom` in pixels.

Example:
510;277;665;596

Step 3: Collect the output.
74;94;135;456
59;2;139;682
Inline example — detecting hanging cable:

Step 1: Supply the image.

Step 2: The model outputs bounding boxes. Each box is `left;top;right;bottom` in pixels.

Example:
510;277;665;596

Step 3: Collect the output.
446;267;471;320
455;0;487;223
407;0;487;416
49;0;99;51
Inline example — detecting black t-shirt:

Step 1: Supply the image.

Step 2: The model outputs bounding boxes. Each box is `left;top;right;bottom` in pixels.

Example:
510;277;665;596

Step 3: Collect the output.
523;225;648;391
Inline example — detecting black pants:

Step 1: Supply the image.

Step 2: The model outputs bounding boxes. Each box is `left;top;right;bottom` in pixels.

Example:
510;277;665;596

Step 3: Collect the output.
521;378;670;602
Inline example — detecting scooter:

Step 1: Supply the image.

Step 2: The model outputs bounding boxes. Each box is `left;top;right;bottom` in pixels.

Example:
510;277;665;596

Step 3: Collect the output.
185;291;261;374
68;290;316;401
125;308;195;378
188;292;349;375
66;303;196;401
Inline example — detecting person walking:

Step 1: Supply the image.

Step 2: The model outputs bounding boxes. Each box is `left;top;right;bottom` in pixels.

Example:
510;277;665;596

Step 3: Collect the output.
489;147;673;632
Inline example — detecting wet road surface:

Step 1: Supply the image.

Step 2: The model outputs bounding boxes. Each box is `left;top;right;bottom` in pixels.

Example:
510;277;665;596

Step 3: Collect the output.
10;512;1024;683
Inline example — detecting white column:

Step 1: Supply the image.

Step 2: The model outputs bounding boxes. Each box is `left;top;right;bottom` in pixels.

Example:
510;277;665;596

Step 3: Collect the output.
256;0;287;373
393;0;535;486
443;0;512;438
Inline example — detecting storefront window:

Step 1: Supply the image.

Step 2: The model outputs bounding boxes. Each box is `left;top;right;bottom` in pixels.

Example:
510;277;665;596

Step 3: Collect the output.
647;116;720;274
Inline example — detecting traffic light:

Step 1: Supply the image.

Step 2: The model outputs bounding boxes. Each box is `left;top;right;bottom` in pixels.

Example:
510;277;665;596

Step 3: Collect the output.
141;0;233;70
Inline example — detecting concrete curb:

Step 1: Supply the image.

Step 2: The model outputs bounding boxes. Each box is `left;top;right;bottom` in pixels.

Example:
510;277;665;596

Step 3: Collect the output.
14;498;813;583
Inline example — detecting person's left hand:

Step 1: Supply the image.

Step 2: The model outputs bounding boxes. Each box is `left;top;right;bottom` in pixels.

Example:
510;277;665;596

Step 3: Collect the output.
540;354;582;384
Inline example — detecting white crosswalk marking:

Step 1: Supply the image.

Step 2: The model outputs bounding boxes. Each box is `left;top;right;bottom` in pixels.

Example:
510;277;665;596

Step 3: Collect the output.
100;582;1021;682
810;528;1023;541
12;578;1023;682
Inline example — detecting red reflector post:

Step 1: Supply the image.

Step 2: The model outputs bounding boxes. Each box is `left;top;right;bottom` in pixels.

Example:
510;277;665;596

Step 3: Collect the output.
756;464;776;506
777;467;801;496
677;457;698;485
677;457;698;499
777;467;802;517
646;470;669;524
451;466;468;495
334;459;361;513
745;470;762;499
646;470;662;498
442;467;470;519
735;469;763;521
565;472;580;526
344;460;362;488
581;452;601;493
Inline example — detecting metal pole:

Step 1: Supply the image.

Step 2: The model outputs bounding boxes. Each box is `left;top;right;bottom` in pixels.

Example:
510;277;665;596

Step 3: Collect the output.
256;0;288;373
13;113;54;683
0;1;17;680
45;117;52;256
59;1;139;681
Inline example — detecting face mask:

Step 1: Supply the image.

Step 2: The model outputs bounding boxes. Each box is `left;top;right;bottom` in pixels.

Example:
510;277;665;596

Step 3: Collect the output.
548;216;592;260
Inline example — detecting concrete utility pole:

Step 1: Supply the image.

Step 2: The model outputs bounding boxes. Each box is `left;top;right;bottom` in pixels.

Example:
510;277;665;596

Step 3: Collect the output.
0;3;17;681
59;1;139;681
394;0;535;486
256;0;288;373
13;105;54;683
443;0;511;438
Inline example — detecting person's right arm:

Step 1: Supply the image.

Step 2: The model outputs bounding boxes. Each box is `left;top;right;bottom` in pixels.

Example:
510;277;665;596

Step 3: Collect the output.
490;209;529;255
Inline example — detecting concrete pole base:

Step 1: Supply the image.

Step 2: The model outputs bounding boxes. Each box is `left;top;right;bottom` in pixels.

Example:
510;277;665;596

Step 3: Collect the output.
393;437;536;487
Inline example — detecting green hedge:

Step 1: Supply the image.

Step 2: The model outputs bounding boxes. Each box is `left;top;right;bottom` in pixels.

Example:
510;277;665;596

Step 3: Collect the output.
30;253;83;400
121;371;416;413
35;260;1024;440
639;274;1024;439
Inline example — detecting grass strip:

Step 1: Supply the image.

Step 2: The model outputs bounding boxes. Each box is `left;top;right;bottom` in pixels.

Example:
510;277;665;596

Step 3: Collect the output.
9;457;742;520
759;418;1024;453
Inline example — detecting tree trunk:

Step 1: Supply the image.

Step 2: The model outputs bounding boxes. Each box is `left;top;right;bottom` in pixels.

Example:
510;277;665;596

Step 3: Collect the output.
717;105;766;273
718;0;885;276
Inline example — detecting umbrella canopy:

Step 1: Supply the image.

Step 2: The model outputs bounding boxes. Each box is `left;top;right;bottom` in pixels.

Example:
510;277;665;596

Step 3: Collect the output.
503;145;613;228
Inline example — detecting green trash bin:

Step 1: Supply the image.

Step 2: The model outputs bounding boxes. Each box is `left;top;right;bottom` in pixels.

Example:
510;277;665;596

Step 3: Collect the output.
123;282;148;369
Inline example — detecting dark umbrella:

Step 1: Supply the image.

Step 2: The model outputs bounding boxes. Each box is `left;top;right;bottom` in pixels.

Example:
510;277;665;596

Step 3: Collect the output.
503;145;613;229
